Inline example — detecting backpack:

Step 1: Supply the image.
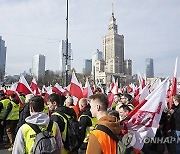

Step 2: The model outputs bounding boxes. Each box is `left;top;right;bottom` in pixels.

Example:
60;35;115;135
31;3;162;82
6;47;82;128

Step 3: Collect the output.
27;120;58;154
95;124;126;154
53;112;82;152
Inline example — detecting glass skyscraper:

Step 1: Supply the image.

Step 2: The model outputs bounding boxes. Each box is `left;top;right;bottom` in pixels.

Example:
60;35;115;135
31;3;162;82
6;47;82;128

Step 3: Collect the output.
0;36;7;82
145;58;154;78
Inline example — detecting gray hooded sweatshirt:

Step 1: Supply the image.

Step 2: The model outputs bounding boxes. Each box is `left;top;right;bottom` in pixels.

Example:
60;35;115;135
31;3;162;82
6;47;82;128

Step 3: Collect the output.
12;112;62;154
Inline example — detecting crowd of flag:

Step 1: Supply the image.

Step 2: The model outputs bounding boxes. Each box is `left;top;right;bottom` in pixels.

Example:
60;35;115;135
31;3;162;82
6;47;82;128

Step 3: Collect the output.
0;57;179;150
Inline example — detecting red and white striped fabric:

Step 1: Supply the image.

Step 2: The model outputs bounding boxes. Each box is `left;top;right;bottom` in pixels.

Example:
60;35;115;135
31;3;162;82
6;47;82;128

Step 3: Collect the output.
83;78;93;98
126;78;169;150
131;84;149;107
16;75;32;95
52;83;66;95
69;72;83;105
169;57;178;108
30;78;40;96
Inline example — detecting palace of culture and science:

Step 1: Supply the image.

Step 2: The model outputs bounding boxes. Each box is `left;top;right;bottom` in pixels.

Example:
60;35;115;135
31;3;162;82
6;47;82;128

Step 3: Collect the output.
93;9;132;85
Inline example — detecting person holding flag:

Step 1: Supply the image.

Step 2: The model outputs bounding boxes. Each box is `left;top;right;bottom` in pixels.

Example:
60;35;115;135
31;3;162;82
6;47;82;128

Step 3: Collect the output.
169;94;180;154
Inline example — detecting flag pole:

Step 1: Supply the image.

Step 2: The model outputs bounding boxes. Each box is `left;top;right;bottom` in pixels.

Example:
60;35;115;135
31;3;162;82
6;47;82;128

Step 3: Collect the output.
65;0;69;87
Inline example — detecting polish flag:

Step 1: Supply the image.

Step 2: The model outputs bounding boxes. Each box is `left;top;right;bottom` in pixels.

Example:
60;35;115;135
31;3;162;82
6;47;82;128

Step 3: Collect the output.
126;78;169;150
16;75;32;95
6;82;25;108
169;57;178;108
30;78;40;96
138;73;146;91
108;79;119;108
83;78;93;98
109;75;116;91
41;85;47;94
52;83;66;95
43;86;53;102
131;84;149;107
69;72;83;105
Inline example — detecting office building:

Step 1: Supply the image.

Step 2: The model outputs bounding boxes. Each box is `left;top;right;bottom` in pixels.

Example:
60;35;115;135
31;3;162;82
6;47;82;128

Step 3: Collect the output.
0;36;7;82
32;54;45;79
145;58;154;78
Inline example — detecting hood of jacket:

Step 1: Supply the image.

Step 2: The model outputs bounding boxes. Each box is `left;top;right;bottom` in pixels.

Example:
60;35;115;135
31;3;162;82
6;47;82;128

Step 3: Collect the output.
97;115;122;136
25;112;49;125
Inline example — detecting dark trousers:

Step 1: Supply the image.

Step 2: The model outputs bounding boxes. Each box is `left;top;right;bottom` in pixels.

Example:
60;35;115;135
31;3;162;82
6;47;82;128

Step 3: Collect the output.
0;120;4;142
5;120;18;147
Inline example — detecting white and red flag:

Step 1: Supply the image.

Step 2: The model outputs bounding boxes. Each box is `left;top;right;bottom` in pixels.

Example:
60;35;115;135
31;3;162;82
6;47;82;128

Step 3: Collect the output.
169;57;178;108
83;78;93;98
108;79;119;108
52;83;66;95
131;84;149;107
16;75;32;95
30;78;40;96
109;75;116;91
126;77;169;150
6;82;25;108
138;72;146;91
69;72;83;105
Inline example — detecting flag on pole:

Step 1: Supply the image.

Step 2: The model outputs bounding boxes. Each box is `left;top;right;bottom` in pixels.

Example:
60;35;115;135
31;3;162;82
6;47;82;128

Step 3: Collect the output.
52;83;66;95
131;84;149;107
126;78;169;150
83;78;93;98
169;57;178;108
30;78;40;96
16;75;32;95
69;72;83;105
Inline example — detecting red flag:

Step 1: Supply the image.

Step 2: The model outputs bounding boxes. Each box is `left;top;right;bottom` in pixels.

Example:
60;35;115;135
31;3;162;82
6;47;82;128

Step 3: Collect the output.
83;78;93;98
169;57;178;108
30;78;40;96
108;79;118;108
41;85;47;94
131;85;149;107
69;72;83;105
52;83;66;95
109;75;116;91
16;75;32;95
138;73;146;91
126;78;169;150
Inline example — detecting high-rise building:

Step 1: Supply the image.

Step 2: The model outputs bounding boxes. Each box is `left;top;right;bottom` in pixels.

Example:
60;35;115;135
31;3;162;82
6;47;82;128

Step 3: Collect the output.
59;40;72;73
124;59;132;75
32;54;45;79
102;10;124;73
0;36;7;82
92;49;102;74
83;59;92;75
145;58;154;78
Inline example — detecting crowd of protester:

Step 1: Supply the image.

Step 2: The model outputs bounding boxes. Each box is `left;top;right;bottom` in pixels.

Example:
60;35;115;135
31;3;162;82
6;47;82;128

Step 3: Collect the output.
0;86;180;154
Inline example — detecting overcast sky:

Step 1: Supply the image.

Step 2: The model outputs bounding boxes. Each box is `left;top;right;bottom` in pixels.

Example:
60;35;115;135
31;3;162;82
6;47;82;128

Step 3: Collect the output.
0;0;179;78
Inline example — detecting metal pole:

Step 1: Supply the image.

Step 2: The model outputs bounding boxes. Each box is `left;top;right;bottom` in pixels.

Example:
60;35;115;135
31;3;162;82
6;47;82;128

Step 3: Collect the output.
65;0;69;87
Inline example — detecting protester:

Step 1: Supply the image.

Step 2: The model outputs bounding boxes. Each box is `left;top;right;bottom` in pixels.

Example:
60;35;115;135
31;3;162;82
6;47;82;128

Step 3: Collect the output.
46;93;76;154
86;93;122;154
65;96;79;120
78;98;97;154
0;92;7;143
16;94;34;132
118;104;131;121
1;93;19;151
120;93;134;110
111;93;122;110
12;95;62;154
169;94;180;154
108;110;120;121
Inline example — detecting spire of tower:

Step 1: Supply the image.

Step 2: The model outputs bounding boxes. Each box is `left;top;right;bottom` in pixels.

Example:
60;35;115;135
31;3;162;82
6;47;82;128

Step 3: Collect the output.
112;3;114;17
